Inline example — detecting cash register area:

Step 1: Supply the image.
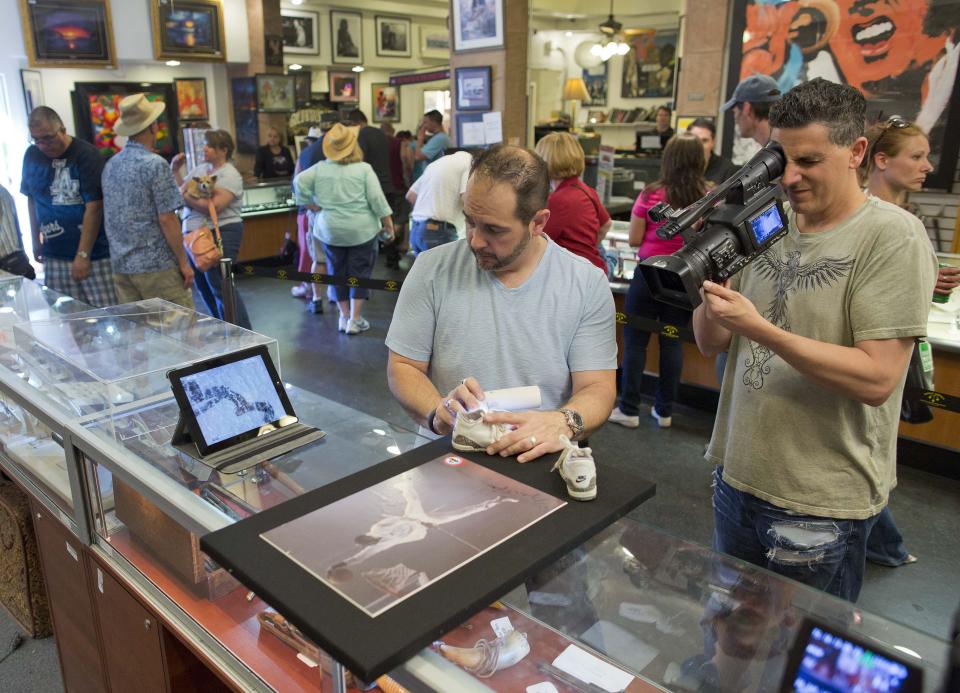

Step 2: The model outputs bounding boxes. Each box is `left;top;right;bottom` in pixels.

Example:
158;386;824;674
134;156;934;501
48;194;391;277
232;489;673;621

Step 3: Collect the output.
0;266;957;692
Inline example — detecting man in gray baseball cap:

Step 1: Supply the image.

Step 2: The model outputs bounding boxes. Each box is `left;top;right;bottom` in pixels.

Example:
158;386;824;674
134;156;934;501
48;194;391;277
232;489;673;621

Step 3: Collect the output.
722;74;782;146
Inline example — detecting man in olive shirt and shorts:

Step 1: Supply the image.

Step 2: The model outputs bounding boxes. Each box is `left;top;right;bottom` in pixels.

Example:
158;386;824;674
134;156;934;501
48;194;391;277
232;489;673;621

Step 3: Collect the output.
693;79;936;601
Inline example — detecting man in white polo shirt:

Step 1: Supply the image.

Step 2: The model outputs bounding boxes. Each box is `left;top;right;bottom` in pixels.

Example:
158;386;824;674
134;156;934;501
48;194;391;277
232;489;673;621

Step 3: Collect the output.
406;150;472;255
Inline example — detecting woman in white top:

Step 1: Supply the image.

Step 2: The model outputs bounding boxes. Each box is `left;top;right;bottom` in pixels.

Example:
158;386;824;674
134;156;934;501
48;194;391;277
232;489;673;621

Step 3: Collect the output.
171;129;251;329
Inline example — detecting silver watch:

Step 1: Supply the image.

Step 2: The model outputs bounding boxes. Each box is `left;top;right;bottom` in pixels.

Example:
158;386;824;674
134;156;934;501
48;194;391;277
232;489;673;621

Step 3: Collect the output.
558;408;584;439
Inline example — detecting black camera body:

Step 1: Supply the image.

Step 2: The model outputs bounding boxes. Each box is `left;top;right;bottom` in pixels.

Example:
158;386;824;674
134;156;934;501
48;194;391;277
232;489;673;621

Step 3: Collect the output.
639;143;789;310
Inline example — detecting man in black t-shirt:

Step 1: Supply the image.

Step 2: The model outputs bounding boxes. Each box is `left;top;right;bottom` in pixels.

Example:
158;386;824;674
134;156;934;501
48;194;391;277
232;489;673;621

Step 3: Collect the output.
20;107;116;306
686;118;739;186
347;109;396;198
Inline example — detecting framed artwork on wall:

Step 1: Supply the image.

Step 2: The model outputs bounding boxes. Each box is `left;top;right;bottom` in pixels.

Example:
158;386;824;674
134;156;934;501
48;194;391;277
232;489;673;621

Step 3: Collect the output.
18;0;116;68
330;10;362;64
375;16;411;58
582;64;607;107
293;71;313;106
265;34;284;67
174;78;209;122
256;74;296;113
20;70;44;112
371;83;399;122
419;26;450;59
724;0;960;187
72;82;178;159
452;0;503;53
329;71;359;103
455;66;492;112
150;0;226;62
281;9;320;55
621;28;677;99
231;77;259;155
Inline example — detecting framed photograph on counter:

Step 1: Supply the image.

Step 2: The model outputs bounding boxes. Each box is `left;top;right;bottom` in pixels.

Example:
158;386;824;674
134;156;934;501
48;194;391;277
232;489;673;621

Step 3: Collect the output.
455;66;491;112
72;82;178;159
371;84;399;122
375;16;411;58
150;0;226;62
174;78;209;122
330;10;362;64
452;0;503;53
18;0;116;68
256;74;296;113
281;8;320;55
329;71;359;103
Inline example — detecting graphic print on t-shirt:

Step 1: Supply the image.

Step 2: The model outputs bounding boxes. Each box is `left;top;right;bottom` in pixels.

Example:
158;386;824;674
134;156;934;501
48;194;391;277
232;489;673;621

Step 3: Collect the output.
742;249;854;389
49;159;82;206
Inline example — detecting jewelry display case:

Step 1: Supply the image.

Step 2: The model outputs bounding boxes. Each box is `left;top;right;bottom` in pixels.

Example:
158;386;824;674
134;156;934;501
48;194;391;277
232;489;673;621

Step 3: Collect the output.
0;273;950;692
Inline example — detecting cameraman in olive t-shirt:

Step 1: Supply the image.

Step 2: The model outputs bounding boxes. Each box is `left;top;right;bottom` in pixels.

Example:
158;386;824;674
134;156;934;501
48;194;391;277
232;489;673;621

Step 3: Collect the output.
693;80;937;602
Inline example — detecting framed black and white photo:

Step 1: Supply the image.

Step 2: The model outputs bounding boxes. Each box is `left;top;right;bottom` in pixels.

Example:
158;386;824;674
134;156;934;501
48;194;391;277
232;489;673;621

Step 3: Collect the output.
419;25;450;59
375;16;411;58
281;8;319;55
264;34;284;67
330;10;362;64
20;70;44;112
452;0;503;53
455;66;492;112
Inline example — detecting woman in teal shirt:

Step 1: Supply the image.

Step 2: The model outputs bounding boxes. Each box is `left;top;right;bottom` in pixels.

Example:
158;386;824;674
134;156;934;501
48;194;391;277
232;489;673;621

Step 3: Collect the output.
294;124;394;335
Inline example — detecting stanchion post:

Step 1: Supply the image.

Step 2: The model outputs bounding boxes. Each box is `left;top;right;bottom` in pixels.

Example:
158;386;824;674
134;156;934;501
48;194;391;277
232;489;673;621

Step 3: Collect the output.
219;257;237;325
332;661;348;693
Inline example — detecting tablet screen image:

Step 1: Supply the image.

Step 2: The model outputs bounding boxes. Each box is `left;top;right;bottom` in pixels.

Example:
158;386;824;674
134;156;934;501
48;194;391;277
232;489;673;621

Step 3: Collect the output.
179;354;288;447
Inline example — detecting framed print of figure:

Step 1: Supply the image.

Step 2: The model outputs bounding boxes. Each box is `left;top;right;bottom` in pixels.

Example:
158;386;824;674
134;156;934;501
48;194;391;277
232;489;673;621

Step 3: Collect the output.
174;78;209;122
256;74;296;113
329;71;359;103
452;0;503;53
331;10;362;64
372;83;399;122
376;16;412;58
281;9;320;55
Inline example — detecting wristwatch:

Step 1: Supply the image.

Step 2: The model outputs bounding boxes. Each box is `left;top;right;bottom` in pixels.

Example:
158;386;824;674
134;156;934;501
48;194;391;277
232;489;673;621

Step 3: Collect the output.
558;408;584;439
76;250;90;259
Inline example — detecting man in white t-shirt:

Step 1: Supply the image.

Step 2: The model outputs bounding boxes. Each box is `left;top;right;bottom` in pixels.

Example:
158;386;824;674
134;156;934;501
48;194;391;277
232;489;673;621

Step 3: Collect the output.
406;150;472;255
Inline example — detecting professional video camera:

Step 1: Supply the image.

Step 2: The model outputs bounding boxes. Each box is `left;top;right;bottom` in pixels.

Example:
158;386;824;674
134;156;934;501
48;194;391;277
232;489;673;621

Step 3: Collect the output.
639;142;789;309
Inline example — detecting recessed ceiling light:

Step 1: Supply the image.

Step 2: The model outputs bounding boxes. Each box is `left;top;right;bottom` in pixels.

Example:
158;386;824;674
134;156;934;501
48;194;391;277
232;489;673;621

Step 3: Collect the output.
352;65;364;72
291;0;304;4
289;63;303;71
165;60;180;67
565;31;573;37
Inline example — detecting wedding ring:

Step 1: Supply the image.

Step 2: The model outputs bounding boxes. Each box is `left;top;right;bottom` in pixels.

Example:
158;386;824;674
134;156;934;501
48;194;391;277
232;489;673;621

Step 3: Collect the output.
445;398;453;410
530;436;537;446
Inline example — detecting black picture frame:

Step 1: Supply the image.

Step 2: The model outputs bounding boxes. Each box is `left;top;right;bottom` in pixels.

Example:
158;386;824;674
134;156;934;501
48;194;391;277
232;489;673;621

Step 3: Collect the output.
455;66;492;112
329;71;359;103
330;9;362;64
71;81;179;161
265;34;284;67
293;71;313;107
455;112;486;148
724;0;960;189
281;8;320;55
231;77;259;155
375;15;411;58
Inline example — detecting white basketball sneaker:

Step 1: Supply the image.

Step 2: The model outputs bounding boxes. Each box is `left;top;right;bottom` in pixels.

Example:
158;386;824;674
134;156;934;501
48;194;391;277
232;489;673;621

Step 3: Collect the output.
551;435;597;501
452;410;512;452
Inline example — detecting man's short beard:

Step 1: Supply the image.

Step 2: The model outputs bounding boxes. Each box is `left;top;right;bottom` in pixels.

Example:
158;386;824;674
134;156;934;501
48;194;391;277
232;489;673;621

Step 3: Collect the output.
472;232;531;271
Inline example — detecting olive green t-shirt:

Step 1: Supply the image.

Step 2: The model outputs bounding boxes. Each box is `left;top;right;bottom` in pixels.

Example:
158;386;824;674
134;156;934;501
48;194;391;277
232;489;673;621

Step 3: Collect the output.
706;197;937;519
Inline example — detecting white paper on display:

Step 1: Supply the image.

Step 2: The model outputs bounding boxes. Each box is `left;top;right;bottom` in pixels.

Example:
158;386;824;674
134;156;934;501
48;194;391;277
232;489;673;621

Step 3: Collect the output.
482;385;542;412
461;122;486;147
526;683;559;693
490;616;514;638
482;111;503;144
552;644;634;693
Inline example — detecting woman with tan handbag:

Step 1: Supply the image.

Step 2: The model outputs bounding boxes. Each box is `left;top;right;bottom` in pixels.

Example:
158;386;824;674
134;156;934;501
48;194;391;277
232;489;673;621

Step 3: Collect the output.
171;129;252;329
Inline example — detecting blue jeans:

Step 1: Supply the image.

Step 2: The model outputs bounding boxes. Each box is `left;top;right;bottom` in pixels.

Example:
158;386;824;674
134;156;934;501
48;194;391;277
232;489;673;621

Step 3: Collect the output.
618;268;691;417
712;467;879;602
191;221;252;329
410;219;458;255
323;237;378;302
865;506;911;566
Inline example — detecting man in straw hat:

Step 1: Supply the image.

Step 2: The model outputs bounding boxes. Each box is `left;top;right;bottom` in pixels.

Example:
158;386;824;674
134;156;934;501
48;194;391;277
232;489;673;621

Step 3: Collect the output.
102;94;194;308
21;106;116;306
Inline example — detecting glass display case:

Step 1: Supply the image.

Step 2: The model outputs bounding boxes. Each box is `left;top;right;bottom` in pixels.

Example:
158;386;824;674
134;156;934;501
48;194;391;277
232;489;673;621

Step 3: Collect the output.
241;180;295;218
0;284;951;693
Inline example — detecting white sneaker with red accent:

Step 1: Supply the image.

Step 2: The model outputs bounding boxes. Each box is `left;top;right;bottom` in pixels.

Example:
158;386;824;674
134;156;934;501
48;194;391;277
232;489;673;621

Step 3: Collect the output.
552;436;597;501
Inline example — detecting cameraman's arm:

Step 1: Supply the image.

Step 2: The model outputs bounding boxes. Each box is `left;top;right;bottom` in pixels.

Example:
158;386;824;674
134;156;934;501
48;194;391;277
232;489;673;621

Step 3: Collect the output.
701;280;912;406
693;302;732;357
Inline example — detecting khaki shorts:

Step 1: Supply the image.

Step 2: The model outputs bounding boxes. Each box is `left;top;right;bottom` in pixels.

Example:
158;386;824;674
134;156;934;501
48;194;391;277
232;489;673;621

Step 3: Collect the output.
113;267;195;310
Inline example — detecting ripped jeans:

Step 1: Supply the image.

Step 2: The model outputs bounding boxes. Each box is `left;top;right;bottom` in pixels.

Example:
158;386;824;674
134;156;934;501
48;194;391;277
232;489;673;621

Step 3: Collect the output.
711;467;879;602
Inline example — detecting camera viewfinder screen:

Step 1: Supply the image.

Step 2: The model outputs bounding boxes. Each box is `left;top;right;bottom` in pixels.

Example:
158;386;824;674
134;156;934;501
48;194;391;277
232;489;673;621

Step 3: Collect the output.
791;626;913;693
751;205;783;245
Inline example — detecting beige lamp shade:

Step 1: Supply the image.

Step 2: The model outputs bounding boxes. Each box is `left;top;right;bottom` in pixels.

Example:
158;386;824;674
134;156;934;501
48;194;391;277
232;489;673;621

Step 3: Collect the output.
563;78;590;101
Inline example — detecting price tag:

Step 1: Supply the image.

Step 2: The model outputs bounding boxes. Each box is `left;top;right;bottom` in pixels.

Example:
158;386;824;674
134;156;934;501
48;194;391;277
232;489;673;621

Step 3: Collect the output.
526;683;559;693
490;616;514;638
